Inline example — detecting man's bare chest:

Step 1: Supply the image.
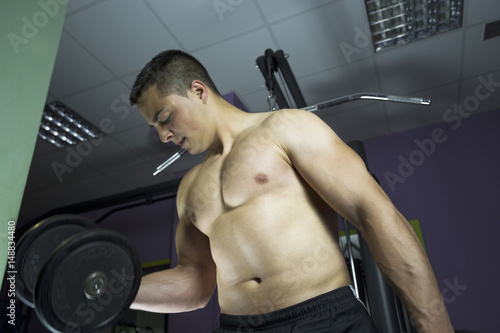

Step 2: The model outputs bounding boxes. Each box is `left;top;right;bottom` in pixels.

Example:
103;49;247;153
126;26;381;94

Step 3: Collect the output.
183;141;296;231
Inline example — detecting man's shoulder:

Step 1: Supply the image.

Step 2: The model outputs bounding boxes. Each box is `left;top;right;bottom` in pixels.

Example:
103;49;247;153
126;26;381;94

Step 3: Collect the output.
260;108;319;127
256;109;326;141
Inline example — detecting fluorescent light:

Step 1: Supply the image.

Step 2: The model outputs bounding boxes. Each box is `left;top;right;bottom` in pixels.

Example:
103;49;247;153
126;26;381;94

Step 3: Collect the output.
38;101;104;148
364;0;464;52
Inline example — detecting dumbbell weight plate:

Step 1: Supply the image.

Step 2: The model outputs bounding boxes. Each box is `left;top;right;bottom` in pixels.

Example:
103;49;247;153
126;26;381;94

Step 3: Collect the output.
15;214;97;307
34;229;142;333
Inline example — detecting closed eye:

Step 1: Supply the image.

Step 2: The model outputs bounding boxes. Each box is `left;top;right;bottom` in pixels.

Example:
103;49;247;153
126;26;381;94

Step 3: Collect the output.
159;114;172;125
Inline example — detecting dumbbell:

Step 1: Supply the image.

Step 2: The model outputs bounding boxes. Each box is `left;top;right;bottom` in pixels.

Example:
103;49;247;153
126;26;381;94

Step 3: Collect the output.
15;214;142;333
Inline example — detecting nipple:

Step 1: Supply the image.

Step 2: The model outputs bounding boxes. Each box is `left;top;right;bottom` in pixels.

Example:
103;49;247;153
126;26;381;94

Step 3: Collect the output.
254;173;268;184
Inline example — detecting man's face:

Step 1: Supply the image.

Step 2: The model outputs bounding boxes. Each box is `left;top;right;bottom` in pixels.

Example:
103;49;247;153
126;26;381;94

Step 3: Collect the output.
137;85;206;154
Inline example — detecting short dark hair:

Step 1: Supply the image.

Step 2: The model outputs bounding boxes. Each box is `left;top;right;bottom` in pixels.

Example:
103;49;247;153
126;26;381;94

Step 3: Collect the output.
129;50;220;106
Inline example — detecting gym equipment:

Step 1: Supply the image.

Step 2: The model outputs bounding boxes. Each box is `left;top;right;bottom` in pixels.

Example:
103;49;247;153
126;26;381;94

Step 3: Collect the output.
15;214;97;308
15;215;142;333
152;89;431;176
153;148;187;176
301;92;430;112
256;49;307;110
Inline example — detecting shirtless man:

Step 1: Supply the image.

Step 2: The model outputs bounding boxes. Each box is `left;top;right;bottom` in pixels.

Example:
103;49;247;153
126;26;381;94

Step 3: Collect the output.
129;50;453;332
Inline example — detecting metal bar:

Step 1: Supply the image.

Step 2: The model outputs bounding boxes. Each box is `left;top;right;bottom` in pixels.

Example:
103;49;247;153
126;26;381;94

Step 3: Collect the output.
275;50;307;108
256;54;290;109
153;149;187;176
156;149;187;171
302;93;431;112
94;193;176;224
343;217;359;297
152;93;431;176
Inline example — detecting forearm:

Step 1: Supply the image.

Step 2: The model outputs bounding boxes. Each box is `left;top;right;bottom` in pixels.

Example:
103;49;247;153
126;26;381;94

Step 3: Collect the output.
131;265;215;313
360;210;453;332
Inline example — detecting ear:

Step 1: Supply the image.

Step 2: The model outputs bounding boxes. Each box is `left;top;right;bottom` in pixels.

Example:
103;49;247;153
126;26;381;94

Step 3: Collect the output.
190;80;209;104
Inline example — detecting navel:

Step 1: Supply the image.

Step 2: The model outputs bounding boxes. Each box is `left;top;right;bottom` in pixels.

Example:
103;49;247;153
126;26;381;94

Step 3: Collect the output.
254;173;268;184
253;277;262;284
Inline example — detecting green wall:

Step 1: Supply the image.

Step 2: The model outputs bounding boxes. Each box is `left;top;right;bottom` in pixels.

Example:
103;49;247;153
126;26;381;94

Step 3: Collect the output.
0;0;67;287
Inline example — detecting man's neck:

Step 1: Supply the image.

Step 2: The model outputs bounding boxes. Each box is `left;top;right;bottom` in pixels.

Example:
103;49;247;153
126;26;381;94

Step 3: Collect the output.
207;98;258;156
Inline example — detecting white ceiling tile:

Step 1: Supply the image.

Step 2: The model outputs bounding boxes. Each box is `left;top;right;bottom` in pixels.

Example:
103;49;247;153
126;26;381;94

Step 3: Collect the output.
376;30;463;95
61;80;145;133
385;83;460;133
48;32;114;98
256;0;336;23
121;72;138;89
192;28;278;95
77;137;146;172
241;89;272;113
147;0;264;51
466;0;500;26
463;24;500;78
320;103;389;142
111;125;175;162
66;0;101;15
298;57;380;109
271;0;373;77
33;136;58;156
460;70;500;114
46;94;57;104
64;0;181;76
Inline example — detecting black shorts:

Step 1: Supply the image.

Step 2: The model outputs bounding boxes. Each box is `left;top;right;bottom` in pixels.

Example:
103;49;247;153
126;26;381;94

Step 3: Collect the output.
214;286;379;332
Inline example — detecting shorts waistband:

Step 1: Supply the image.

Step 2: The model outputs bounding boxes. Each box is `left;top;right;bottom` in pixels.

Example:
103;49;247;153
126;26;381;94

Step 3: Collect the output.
219;285;358;330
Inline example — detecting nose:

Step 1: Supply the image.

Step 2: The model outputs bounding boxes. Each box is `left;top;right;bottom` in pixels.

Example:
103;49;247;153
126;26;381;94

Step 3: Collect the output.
158;128;174;143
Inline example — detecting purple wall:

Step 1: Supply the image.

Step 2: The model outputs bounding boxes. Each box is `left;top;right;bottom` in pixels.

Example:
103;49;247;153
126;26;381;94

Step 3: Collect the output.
364;109;500;333
223;92;248;112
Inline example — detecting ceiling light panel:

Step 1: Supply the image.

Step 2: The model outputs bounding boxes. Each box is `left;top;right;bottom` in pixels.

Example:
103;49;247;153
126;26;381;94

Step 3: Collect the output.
38;102;104;148
365;0;464;52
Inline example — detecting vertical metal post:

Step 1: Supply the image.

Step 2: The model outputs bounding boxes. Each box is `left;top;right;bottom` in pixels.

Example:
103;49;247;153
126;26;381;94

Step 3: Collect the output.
342;217;359;297
347;140;402;333
256;51;290;109
274;50;307;108
256;49;308;110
